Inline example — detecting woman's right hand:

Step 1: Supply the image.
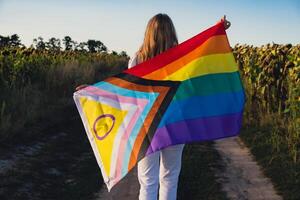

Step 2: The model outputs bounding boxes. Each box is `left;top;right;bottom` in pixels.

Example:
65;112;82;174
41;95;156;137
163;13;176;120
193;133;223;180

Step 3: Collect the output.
75;84;89;91
220;15;231;30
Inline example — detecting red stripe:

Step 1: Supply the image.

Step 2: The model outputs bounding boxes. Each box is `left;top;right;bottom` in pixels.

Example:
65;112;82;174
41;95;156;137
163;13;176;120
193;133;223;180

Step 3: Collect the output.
125;21;225;77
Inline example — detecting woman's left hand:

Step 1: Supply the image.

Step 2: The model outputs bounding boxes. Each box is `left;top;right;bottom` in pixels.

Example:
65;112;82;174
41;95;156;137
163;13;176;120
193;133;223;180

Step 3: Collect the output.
75;84;89;91
220;15;231;30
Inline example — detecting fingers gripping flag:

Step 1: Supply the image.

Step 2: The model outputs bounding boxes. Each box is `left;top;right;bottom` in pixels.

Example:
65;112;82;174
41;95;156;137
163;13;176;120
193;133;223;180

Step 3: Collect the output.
73;21;246;191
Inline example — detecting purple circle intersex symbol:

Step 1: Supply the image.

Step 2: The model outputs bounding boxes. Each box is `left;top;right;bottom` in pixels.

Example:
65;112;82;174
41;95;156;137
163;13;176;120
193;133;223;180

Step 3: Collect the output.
92;114;115;140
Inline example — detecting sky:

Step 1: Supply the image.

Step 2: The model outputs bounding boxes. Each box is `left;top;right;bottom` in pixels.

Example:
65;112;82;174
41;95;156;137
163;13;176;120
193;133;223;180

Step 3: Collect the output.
0;0;299;56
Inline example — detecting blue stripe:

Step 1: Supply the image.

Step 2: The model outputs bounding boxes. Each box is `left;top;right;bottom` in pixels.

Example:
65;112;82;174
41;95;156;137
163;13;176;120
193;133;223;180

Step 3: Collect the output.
93;81;158;176
158;90;245;128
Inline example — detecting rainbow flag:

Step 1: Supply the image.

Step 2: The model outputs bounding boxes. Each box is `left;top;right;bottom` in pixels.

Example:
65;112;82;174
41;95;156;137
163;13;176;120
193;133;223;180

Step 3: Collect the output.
73;21;245;191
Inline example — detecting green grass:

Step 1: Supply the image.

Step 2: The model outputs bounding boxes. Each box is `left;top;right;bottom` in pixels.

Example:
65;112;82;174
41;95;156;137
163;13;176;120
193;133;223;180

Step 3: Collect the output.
240;123;300;200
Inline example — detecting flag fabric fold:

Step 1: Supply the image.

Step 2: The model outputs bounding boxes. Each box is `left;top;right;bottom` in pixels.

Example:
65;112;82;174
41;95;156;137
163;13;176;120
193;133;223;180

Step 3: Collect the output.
73;21;246;191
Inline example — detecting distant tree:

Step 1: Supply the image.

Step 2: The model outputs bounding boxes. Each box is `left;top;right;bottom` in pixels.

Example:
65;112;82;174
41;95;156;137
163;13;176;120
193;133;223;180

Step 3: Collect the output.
0;35;10;47
111;50;118;55
9;34;22;47
33;37;46;50
46;37;61;51
101;44;108;52
119;51;128;57
87;40;96;53
0;34;22;48
87;39;107;53
62;36;75;51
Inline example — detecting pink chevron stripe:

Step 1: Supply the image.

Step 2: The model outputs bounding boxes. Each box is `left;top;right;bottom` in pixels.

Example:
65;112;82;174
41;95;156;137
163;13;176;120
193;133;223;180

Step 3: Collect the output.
114;99;148;182
84;86;145;105
83;85;148;182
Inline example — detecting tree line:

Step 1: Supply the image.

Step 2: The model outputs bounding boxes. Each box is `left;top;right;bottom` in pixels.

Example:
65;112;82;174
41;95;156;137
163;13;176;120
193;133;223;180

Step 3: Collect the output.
0;34;127;56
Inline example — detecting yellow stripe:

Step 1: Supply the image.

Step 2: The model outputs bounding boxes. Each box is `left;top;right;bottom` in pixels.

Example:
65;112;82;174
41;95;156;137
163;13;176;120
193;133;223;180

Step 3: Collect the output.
163;53;238;81
143;35;231;80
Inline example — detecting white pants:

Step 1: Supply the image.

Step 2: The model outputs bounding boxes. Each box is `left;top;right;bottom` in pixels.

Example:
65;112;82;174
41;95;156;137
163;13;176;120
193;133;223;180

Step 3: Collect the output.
137;144;185;200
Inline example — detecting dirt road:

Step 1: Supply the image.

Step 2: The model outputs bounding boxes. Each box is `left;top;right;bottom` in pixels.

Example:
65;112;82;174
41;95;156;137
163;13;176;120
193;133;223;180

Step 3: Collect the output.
214;136;282;200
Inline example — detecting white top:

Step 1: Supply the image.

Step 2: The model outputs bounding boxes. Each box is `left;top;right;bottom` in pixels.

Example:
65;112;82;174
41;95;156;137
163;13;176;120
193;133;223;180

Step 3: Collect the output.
128;54;138;69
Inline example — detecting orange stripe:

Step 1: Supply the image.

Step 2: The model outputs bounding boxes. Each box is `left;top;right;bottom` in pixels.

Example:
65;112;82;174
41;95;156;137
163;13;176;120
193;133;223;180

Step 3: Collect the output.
127;86;168;171
104;77;170;171
143;35;231;80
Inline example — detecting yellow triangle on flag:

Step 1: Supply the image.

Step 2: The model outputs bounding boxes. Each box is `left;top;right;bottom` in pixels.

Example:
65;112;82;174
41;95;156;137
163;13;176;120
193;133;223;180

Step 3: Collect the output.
79;97;128;176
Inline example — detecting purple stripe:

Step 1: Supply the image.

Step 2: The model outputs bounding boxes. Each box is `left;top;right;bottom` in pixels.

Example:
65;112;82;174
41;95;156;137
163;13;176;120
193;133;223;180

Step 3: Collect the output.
146;111;243;155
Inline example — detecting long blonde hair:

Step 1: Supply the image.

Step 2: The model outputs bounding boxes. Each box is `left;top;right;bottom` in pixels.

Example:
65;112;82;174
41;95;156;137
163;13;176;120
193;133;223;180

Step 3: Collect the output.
137;13;178;63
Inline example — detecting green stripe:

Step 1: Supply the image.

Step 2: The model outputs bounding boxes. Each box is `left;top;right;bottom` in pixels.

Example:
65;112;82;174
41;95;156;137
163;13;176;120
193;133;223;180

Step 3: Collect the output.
174;71;243;100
